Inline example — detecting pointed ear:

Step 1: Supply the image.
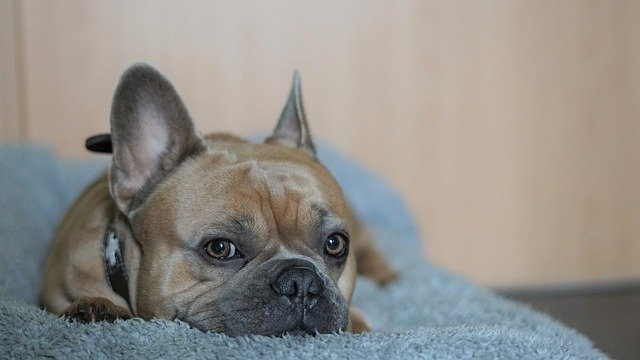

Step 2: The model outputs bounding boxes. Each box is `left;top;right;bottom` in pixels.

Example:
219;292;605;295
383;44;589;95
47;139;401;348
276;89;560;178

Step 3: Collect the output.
109;63;204;214
265;71;316;156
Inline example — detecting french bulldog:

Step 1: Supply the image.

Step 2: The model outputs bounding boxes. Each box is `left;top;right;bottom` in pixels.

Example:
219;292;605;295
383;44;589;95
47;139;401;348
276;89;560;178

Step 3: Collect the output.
41;64;397;336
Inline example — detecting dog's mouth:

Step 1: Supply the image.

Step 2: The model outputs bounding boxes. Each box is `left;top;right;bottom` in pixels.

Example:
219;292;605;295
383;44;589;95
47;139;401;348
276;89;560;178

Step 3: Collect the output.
280;326;316;337
278;316;322;337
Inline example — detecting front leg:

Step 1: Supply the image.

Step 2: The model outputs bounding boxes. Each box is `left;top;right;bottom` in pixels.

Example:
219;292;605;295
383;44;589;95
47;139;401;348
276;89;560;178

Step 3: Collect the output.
353;224;398;286
348;307;371;333
356;243;398;286
63;297;131;323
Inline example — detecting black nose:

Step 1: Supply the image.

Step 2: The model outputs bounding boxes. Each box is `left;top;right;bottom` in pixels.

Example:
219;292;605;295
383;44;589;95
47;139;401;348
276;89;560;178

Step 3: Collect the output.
272;266;324;306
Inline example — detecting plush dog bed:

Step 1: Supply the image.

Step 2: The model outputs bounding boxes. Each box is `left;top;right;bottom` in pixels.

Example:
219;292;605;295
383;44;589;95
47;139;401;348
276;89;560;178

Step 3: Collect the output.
0;144;606;359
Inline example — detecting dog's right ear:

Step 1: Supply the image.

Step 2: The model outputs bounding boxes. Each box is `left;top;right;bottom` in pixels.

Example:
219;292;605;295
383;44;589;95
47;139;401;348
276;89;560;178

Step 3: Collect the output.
109;63;204;215
265;71;316;157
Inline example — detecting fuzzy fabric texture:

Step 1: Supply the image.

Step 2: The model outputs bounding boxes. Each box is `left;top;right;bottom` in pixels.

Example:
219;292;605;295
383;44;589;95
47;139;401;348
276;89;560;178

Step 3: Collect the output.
0;144;607;359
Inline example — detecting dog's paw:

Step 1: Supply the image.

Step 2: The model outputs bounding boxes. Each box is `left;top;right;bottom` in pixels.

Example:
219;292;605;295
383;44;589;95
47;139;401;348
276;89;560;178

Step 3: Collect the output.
372;268;399;286
63;297;131;323
358;251;399;286
348;307;371;333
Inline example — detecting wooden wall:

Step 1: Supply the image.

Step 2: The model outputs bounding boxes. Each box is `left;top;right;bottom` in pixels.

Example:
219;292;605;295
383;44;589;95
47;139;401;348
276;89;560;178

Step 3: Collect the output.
2;0;639;286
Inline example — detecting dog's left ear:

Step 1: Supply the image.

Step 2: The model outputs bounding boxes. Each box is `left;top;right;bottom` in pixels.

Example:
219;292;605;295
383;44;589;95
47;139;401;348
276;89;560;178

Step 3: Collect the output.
109;64;204;215
265;71;316;156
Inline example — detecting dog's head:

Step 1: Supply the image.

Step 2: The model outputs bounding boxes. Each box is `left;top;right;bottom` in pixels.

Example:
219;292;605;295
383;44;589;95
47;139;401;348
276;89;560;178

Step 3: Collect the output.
108;64;355;336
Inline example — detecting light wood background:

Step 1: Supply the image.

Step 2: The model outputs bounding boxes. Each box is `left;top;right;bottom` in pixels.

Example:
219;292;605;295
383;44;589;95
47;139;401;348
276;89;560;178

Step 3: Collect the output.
2;0;639;287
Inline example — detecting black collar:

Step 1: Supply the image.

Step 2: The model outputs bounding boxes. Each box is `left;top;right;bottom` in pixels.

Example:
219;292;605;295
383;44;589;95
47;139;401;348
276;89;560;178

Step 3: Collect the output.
104;226;133;311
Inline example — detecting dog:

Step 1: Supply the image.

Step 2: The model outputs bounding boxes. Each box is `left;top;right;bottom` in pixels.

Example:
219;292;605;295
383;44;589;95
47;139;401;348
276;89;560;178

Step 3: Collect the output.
40;64;397;336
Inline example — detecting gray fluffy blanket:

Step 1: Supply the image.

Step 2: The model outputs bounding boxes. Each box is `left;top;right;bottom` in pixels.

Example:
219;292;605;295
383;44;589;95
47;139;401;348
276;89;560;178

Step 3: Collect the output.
0;144;606;359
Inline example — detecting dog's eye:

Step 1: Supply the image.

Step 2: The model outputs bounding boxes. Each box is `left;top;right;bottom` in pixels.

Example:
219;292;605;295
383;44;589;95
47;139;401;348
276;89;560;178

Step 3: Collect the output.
204;238;238;260
324;233;348;258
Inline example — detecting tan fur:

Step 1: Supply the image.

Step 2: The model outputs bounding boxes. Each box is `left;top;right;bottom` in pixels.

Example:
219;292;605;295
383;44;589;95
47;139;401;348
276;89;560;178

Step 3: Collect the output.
43;133;396;333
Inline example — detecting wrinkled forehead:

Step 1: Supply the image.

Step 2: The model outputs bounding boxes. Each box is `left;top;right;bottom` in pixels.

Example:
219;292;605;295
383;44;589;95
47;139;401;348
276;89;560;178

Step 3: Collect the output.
141;149;349;241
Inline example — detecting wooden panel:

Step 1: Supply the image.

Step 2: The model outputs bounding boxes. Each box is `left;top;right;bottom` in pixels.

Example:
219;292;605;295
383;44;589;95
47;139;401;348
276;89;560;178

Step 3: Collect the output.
0;0;23;139
15;0;640;286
